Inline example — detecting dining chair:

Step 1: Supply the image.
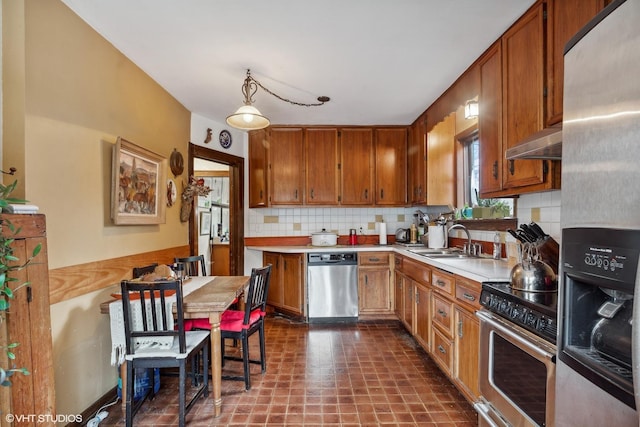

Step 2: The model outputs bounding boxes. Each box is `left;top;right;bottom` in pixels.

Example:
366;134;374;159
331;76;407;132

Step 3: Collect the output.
132;263;158;279
174;255;207;277
120;278;210;427
220;264;272;390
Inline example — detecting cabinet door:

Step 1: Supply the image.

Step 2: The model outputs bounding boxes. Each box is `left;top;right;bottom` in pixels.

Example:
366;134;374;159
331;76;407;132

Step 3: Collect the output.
248;129;268;207
305;128;340;205
502;3;547;189
408;116;427;204
394;270;404;319
281;253;303;314
414;282;430;351
478;41;503;195
340;128;374;205
264;252;282;307
269;128;304;205
454;306;480;401
427;113;456;206
546;0;607;125
402;279;413;331
358;268;391;314
375;128;407;205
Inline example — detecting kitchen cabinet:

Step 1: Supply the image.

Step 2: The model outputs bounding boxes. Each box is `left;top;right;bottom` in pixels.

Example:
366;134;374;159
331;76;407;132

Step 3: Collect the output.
408;115;427;205
502;2;547;190
546;0;608;126
374;128;407;205
357;252;392;315
264;252;304;316
248;129;268;207
394;256;404;320
269;127;304;205
477;2;560;197
340;128;374;205
452;277;482;402
0;215;55;422
305;128;340;205
478;41;503;195
427;113;456;206
414;282;430;351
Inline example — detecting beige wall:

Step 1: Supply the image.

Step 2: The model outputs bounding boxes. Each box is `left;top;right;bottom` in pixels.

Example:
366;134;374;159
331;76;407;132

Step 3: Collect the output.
3;0;191;416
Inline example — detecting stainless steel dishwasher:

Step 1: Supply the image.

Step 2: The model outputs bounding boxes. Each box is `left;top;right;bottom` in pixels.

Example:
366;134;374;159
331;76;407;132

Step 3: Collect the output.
307;252;358;322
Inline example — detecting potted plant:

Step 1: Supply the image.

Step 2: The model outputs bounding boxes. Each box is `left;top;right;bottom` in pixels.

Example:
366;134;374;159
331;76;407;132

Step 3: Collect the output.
0;180;41;386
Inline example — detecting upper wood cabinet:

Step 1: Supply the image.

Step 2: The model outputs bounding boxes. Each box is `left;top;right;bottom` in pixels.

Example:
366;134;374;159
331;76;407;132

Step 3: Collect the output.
427;113;456;206
478;41;503;195
409;115;427;205
248;129;269;208
339;128;375;205
374;128;407;205
268;127;304;205
502;2;547;190
546;0;608;126
305;128;340;205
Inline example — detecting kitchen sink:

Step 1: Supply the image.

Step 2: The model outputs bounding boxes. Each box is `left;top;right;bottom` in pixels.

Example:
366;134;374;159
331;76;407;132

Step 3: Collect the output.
408;248;459;255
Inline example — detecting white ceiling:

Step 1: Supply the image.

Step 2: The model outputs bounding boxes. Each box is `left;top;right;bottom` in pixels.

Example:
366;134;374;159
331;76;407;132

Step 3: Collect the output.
61;0;535;127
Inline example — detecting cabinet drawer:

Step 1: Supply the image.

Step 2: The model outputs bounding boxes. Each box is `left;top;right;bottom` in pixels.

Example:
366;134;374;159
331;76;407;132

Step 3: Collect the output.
402;257;431;285
431;269;454;295
359;252;390;266
432;293;454;337
455;279;481;310
431;326;454;375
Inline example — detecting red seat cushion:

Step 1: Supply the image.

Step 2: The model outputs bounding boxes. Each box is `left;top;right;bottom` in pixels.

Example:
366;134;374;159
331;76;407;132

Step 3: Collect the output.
220;309;263;332
188;308;266;331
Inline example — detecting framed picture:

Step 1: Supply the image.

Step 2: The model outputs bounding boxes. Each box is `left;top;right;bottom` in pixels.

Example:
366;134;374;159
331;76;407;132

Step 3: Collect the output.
199;211;211;235
111;137;168;225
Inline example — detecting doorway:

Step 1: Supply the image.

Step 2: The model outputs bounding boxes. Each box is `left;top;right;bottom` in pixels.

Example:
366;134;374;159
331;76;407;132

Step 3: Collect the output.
188;143;244;276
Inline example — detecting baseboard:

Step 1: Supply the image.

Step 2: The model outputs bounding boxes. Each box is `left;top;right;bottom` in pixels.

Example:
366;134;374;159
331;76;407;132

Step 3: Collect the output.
66;387;117;427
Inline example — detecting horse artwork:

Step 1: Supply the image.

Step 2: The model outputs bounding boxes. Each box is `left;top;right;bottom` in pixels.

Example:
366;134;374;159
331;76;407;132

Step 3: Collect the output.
112;137;167;225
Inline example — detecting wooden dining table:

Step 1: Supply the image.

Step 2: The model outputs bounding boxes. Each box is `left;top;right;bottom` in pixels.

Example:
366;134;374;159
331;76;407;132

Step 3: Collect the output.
102;275;250;417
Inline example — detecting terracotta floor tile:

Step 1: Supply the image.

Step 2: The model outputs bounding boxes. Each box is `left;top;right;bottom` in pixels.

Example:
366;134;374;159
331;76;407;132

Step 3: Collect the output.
100;316;477;426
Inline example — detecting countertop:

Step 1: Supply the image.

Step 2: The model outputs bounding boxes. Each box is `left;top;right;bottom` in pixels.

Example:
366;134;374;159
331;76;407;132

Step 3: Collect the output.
246;244;512;283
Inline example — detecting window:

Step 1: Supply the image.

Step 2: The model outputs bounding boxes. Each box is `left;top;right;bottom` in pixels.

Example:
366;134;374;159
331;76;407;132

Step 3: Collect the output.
461;134;513;217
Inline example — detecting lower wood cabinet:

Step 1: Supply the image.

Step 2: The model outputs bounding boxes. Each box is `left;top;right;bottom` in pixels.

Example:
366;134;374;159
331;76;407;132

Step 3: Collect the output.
264;252;304;316
358;252;392;315
394;256;482;404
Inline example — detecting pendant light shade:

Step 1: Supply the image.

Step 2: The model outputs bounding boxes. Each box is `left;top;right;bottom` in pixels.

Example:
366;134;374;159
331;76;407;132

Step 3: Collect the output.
226;104;270;130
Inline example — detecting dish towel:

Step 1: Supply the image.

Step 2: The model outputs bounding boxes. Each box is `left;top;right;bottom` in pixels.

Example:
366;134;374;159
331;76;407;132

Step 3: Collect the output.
109;297;175;366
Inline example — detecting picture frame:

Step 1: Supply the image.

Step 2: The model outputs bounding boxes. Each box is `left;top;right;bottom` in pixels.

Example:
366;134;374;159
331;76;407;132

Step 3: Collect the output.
199;211;211;235
111;137;168;225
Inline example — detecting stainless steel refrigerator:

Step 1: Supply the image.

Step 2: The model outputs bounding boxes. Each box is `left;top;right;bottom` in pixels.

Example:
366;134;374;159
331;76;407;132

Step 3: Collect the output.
557;0;640;425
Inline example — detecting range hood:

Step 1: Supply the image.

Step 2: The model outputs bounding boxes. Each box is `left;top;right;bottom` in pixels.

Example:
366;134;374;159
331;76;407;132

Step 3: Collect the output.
505;124;562;160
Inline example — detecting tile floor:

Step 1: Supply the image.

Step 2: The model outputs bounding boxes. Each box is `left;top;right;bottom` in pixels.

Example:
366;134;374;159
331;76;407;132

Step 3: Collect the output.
100;315;478;426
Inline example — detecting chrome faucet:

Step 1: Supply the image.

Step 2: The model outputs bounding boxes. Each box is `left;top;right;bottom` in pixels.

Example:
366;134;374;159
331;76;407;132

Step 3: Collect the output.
447;224;472;254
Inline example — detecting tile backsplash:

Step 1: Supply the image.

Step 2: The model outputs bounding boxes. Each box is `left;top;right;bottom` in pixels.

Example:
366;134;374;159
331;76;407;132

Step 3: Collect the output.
246;190;562;244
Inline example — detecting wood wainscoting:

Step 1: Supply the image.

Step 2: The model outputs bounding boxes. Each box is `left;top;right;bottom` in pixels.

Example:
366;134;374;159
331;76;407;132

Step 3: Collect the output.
48;245;190;304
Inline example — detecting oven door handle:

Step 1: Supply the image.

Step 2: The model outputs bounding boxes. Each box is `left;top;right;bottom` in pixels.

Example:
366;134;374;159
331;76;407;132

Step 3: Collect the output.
477;310;556;362
474;401;504;427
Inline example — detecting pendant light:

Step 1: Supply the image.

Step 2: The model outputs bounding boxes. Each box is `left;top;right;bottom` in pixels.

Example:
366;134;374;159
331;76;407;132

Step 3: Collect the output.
226;69;330;131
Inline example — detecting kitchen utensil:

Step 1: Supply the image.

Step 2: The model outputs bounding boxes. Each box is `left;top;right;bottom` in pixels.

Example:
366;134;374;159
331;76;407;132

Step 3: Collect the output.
510;243;557;292
507;228;524;243
310;229;338;246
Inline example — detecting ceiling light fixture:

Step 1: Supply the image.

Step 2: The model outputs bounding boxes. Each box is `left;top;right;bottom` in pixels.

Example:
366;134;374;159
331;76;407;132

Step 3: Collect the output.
464;99;479;120
226;69;330;131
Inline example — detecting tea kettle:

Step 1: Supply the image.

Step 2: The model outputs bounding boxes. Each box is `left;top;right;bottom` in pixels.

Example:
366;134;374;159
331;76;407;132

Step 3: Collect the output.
510;243;557;292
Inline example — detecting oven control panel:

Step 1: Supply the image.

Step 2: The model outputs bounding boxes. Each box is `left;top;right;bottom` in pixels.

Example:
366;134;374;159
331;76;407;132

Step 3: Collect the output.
480;290;557;343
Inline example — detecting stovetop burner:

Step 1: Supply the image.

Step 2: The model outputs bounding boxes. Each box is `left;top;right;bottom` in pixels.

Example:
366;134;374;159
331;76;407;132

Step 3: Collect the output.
480;282;558;343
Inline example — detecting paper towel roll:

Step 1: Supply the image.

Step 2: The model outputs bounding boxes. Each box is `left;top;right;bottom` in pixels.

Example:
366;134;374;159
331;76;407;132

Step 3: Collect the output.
379;222;387;245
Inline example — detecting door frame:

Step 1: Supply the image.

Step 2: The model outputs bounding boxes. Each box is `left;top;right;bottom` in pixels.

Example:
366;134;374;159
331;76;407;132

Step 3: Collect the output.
188;143;244;275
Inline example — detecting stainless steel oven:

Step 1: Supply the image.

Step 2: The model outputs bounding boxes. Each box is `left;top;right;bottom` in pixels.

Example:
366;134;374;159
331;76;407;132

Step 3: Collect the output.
476;283;557;427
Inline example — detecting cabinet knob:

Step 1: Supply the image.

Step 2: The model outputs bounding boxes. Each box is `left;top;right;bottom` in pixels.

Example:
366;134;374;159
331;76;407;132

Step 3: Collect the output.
438;345;446;354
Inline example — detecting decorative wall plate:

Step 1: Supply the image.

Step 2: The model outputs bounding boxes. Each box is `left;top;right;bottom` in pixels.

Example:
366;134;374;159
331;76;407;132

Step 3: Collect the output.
219;130;232;149
169;148;184;177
